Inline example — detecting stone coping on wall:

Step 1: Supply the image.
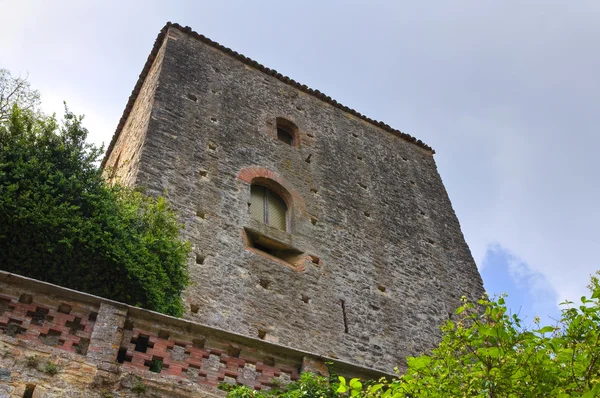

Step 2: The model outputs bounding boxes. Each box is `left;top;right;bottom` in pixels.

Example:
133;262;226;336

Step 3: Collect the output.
0;270;393;395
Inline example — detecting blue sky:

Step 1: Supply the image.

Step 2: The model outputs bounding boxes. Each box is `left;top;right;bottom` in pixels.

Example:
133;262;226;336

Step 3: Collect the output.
2;1;599;326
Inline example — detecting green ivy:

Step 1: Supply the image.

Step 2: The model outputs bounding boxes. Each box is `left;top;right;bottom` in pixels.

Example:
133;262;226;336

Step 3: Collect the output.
0;105;190;316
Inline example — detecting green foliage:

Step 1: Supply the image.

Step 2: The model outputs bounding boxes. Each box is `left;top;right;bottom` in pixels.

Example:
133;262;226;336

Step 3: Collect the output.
221;372;340;398
226;272;600;398
148;358;163;373
0;105;190;316
25;355;39;368
131;378;147;394
43;360;58;375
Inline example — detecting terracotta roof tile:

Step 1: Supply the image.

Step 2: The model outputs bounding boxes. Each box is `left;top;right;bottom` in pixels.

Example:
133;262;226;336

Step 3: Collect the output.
102;22;433;167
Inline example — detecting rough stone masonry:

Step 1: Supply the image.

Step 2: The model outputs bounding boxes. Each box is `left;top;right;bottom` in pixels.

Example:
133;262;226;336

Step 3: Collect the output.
103;22;485;373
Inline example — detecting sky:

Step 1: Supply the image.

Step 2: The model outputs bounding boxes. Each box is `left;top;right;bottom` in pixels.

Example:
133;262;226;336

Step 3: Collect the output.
1;1;598;327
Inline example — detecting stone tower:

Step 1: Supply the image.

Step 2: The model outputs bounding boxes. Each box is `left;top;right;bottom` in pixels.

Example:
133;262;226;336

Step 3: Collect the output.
102;23;484;373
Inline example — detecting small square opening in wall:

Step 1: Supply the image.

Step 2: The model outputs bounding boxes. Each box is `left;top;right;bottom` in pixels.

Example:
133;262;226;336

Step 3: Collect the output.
244;229;305;269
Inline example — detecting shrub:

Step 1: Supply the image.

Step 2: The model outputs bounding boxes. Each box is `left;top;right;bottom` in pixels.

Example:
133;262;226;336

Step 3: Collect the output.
43;360;58;375
0;105;190;316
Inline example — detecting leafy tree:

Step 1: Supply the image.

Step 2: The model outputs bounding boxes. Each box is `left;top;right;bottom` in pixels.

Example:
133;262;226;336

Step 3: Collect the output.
225;272;600;397
0;69;41;122
0;105;190;316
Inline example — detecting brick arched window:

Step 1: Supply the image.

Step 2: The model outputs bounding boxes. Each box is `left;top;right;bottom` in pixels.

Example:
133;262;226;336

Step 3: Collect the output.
276;117;299;146
250;184;288;231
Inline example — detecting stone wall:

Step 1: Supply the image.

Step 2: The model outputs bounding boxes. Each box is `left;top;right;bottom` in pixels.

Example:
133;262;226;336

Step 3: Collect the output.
102;32;167;186
102;24;485;373
0;271;387;397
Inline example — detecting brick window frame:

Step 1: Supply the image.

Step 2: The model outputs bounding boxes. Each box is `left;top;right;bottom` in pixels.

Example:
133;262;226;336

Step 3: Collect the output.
267;117;300;147
237;167;305;216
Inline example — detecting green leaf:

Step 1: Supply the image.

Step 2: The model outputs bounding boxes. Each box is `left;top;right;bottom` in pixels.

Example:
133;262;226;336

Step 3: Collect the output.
535;326;555;334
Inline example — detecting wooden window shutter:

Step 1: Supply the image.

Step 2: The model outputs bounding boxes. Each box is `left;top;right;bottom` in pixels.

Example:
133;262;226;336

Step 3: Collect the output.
249;185;287;232
250;185;265;223
266;190;287;231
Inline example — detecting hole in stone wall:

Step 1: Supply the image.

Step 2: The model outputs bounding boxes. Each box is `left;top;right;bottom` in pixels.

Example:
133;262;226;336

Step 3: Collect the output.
133;334;152;353
193;338;206;348
420;210;426;216
75;338;90;355
370;304;380;311
19;294;33;304
186;93;198;102
340;300;349;333
0;298;10;316
377;285;387;293
306;132;314;138
116;348;130;363
357;155;363;160
427;239;435;245
227;346;242;358
358;183;368;190
40;329;62;346
196;254;205;265
57;304;71;314
263;356;275;366
199;170;208;178
190;304;200;313
3;319;25;337
23;384;36;398
26;307;49;326
310;255;320;265
208;142;217;151
210;117;218;124
301;294;310;304
410;180;415;185
158;330;170;340
310;188;318;194
66;317;84;334
310;216;318;226
257;329;267;340
259;279;271;289
196;210;206;219
305;154;312;163
351;132;358;138
364;211;371;217
146;357;165;373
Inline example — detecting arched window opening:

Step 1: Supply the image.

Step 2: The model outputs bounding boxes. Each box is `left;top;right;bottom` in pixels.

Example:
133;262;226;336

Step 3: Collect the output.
250;185;288;231
275;118;298;146
277;127;293;145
